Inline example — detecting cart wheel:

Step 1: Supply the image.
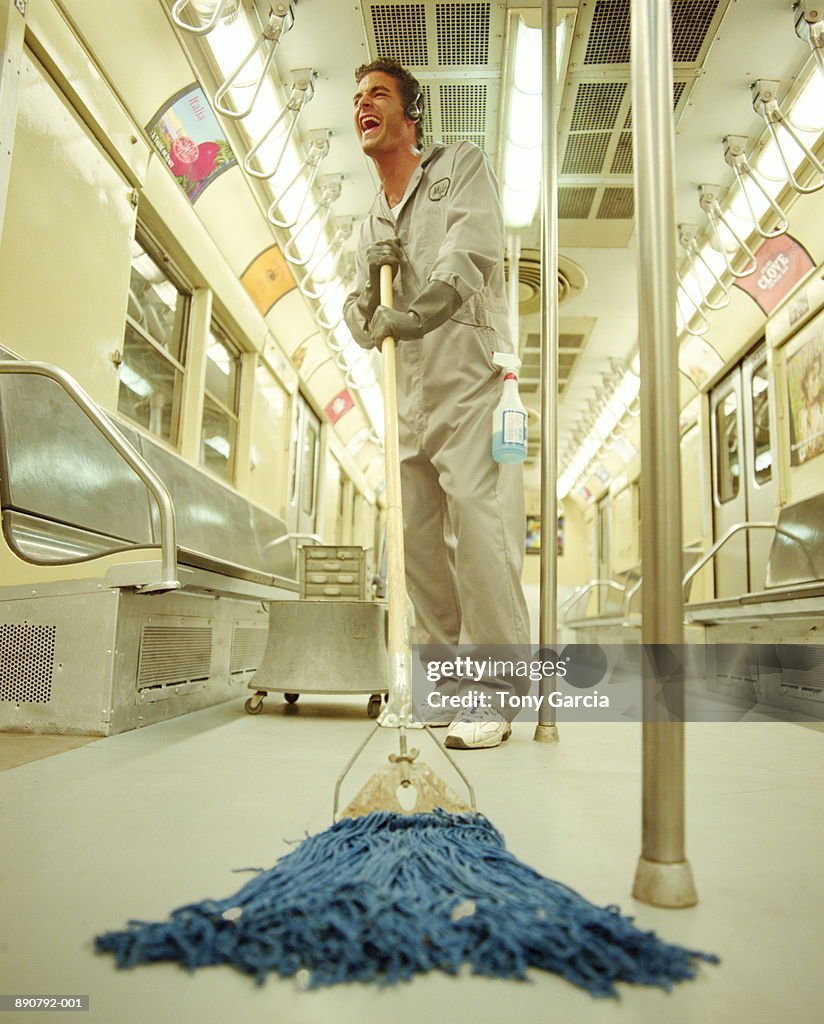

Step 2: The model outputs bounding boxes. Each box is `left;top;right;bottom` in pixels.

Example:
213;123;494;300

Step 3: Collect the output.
367;694;382;718
244;695;264;715
284;693;300;704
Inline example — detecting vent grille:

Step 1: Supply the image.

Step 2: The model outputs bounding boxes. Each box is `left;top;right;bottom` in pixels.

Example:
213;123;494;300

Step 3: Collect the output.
610;131;633;174
584;0;719;65
371;3;428;65
230;626;268;673
137;625;212;688
0;624;55;703
436;2;490;65
440;84;487;134
597;187;634;219
569;82;627;131
584;0;631;65
519;331;588;396
625;81;687;128
672;0;719;62
562;133;611;175
558;186;597;219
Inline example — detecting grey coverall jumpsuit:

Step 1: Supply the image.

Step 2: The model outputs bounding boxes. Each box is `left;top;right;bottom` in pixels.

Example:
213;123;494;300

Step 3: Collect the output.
344;141;531;663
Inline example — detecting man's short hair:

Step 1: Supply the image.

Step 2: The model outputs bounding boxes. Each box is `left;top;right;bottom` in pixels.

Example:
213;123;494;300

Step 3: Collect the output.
354;58;425;148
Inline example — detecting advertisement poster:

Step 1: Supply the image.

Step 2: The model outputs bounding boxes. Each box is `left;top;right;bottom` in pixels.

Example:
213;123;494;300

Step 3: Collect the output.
786;329;824;466
146;84;236;202
733;233;814;315
324;389;355;424
241;245;297;315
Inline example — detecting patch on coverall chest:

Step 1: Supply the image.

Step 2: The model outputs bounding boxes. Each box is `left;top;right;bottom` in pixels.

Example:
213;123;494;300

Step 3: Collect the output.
428;177;451;201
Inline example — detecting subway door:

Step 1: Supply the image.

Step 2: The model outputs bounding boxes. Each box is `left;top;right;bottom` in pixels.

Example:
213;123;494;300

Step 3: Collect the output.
709;342;777;596
740;344;777;590
287;394;321;539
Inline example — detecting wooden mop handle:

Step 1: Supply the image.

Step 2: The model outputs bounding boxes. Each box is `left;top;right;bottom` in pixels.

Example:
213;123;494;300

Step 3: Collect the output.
379;264;407;660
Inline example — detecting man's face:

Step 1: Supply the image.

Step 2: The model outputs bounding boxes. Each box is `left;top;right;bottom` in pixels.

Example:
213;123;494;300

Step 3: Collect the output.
353;71;414;157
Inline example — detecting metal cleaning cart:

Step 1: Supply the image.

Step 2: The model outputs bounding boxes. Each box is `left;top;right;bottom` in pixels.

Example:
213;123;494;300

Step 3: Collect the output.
244;546;388;717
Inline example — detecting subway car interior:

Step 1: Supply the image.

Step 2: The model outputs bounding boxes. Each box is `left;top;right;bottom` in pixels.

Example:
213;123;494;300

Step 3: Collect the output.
0;0;822;1021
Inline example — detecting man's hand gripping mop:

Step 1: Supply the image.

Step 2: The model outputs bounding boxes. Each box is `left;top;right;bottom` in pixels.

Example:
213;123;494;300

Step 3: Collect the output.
333;264;474;820
95;266;717;995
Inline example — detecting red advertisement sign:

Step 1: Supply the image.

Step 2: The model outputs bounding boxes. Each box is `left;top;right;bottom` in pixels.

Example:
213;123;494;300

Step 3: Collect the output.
733;233;814;314
324;389;354;424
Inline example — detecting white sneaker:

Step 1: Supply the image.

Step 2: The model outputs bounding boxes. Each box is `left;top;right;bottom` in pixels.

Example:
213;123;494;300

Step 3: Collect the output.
445;704;511;749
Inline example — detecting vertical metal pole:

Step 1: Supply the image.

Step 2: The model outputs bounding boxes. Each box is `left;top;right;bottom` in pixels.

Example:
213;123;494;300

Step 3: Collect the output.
507;232;521;358
535;0;559;743
631;0;697;907
0;0;26;249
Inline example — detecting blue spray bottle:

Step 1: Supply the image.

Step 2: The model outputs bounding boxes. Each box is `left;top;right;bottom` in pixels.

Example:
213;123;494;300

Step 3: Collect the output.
491;352;527;463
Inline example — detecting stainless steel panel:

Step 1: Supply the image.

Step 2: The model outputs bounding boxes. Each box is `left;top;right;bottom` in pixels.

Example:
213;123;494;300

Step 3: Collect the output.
251;601;388;695
766;492;824;586
0;580;269;735
0;373;154;547
0;588;119;735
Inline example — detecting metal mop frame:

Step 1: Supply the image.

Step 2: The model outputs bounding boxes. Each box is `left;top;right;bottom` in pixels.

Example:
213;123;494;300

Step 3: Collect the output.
334;265;476;821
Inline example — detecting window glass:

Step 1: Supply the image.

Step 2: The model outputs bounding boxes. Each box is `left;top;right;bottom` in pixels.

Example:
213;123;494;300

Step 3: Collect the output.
201;323;241;482
301;421;318;516
118;238;188;444
751;360;772;485
716;390;740;502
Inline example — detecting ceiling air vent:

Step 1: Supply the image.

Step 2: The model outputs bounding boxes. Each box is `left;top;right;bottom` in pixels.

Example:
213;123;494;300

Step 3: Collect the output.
370;3;429;65
584;0;720;66
505;252;586;315
558;187;597;219
672;0;720;63
597;187;634;219
561;133;612;175
584;0;631;65
436;2;491;65
569;82;627;131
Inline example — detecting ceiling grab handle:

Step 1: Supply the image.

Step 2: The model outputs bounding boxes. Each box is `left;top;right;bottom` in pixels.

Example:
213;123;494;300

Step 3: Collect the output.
298;220;353;299
243;70;315;180
267;131;330;228
283;177;342;267
794;0;824;83
675;269;709;337
751;79;824;196
213;4;295;120
723;135;789;238
677;223;730;311
171;0;238;37
698;184;758;279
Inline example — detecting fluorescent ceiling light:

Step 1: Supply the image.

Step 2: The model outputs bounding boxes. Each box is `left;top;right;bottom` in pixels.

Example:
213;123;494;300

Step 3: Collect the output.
502;12;572;229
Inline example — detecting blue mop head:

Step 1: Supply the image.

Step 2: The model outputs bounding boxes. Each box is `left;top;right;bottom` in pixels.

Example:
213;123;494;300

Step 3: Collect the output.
95;810;718;995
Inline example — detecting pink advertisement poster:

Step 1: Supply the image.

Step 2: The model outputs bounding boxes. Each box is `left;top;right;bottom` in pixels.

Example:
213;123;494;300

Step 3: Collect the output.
146;84;236;202
733;233;814;314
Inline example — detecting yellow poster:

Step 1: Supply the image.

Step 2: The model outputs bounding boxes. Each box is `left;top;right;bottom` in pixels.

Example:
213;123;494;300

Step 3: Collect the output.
241;245;296;316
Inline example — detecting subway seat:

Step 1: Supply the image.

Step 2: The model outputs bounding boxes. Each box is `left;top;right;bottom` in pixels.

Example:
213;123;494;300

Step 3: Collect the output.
0;357;299;736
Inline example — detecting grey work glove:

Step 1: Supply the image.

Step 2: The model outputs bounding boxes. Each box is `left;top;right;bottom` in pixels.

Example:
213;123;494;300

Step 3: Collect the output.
369;280;462;347
355;238;403;323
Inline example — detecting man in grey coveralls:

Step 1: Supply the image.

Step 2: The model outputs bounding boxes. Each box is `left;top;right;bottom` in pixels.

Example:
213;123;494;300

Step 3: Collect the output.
344;59;530;749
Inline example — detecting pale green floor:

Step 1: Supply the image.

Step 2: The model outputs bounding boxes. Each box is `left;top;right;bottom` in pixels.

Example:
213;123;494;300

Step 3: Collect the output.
0;697;822;1024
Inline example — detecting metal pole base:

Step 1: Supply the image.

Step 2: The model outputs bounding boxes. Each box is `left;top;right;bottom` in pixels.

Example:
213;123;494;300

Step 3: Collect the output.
632;856;698;908
532;723;560;743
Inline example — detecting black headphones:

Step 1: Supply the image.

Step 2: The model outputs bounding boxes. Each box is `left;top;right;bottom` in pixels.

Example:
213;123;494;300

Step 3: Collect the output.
406;91;422;122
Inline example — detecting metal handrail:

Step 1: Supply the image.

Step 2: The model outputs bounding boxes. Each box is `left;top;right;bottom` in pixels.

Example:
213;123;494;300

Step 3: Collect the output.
559;578;625;621
263;532;322;550
171;0;237;36
682;520;818;597
0;361;180;592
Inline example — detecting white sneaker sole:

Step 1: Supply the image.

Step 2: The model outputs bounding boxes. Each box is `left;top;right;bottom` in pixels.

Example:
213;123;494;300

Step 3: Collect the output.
444;724;512;750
